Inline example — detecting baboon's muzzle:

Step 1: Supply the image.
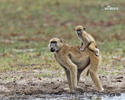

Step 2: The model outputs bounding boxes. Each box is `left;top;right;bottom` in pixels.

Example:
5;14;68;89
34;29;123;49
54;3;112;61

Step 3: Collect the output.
77;30;82;35
50;48;55;52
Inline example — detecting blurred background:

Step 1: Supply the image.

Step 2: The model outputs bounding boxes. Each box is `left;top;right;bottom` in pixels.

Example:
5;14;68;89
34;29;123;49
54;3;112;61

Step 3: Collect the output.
0;0;125;74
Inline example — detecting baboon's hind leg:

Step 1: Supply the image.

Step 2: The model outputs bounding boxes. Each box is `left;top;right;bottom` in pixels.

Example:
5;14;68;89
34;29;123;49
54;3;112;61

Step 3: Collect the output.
77;69;83;83
64;68;72;90
89;69;103;91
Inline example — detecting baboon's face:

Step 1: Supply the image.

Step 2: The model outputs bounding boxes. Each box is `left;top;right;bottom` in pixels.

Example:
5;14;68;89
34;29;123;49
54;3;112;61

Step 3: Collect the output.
49;38;63;52
76;28;82;36
75;25;85;36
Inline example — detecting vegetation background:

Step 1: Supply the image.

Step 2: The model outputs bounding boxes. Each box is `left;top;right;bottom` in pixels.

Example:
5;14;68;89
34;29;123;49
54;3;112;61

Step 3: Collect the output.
0;0;125;78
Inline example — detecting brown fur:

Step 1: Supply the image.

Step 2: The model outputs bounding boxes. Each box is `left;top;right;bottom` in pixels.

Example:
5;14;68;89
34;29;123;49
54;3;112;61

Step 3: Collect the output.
49;38;103;92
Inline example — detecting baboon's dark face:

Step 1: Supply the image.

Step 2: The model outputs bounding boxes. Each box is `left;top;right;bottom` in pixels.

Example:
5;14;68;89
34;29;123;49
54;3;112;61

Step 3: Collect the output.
49;38;63;52
76;29;82;36
75;25;83;36
75;25;86;37
50;41;58;52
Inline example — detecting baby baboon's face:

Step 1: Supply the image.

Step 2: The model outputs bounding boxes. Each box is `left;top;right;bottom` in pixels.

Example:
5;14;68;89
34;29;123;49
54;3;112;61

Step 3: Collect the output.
75;25;84;36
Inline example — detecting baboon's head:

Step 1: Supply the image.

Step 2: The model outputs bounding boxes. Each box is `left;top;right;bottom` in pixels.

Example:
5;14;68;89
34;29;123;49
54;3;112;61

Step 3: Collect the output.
75;25;86;36
49;38;64;52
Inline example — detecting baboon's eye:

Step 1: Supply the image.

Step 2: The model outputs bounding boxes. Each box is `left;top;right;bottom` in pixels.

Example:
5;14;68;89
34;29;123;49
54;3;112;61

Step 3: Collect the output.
50;41;57;48
83;27;86;30
60;39;63;43
51;41;57;44
77;29;82;31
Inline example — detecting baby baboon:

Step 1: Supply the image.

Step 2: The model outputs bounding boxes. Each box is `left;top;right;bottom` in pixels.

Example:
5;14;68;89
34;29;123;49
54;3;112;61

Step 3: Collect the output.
75;25;99;56
49;38;103;92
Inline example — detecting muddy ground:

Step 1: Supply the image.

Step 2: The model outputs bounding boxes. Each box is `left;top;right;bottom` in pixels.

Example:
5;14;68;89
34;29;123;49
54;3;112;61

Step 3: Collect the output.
0;70;125;99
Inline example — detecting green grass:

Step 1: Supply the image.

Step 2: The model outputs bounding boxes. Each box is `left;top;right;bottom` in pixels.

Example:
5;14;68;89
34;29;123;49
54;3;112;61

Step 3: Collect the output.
0;0;125;75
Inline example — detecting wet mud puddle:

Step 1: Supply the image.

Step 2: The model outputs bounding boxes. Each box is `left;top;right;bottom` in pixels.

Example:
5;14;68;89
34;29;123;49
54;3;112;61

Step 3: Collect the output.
1;93;125;100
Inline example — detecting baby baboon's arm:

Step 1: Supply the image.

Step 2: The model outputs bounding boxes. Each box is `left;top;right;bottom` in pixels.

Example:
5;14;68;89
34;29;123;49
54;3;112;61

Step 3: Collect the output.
80;42;86;51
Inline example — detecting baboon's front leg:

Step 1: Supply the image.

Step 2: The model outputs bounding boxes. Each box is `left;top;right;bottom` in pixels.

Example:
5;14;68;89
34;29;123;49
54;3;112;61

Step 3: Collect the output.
69;65;77;91
89;70;103;91
64;57;83;92
64;57;78;91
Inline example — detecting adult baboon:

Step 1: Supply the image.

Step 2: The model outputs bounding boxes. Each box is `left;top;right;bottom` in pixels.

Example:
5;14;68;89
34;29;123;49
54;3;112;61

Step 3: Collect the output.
49;38;103;92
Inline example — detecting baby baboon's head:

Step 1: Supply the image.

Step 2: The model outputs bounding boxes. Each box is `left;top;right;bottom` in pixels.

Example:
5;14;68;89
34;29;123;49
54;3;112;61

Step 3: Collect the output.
49;38;64;52
75;25;86;36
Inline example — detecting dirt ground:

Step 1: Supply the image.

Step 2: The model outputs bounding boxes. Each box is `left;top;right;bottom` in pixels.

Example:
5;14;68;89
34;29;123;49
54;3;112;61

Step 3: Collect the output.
0;70;125;99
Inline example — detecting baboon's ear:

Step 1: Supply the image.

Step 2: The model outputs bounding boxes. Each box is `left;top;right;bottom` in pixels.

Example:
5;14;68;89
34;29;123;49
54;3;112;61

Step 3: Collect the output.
60;39;64;43
83;27;86;30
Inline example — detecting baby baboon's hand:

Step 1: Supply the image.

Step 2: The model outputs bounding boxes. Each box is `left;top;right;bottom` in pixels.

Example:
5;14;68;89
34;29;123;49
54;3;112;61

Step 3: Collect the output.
80;47;84;51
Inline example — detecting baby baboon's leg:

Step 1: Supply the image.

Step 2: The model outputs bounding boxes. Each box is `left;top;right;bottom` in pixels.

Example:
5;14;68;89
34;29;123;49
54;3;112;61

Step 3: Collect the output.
88;42;99;56
89;69;103;91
